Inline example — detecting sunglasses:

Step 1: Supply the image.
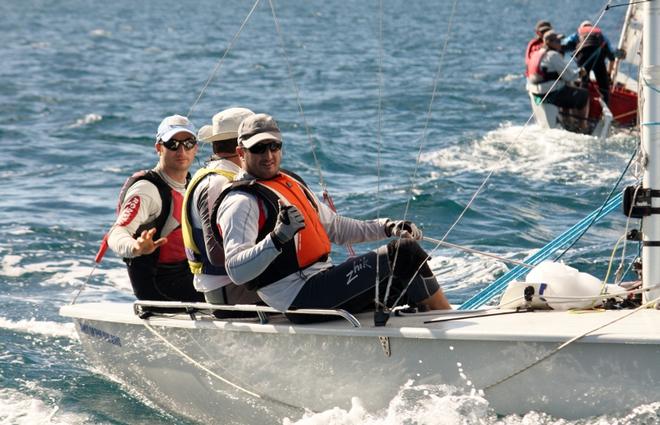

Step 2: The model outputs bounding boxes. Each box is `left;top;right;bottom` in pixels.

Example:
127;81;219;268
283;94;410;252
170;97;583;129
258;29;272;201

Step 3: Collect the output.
160;138;197;151
247;141;282;154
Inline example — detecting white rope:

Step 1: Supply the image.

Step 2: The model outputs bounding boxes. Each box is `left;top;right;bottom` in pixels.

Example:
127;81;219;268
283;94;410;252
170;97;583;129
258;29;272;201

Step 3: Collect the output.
483;294;660;392
143;322;303;411
375;0;385;310
383;0;460;309
186;0;262;118
387;1;617;311
267;0;326;192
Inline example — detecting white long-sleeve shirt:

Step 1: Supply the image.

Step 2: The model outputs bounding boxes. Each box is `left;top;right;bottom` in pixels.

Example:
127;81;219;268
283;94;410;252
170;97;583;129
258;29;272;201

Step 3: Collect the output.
188;159;242;292
526;49;580;95
217;171;388;311
108;165;185;259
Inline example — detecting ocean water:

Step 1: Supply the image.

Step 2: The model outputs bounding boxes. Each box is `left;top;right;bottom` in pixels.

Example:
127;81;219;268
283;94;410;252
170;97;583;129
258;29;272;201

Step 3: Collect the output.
1;0;655;424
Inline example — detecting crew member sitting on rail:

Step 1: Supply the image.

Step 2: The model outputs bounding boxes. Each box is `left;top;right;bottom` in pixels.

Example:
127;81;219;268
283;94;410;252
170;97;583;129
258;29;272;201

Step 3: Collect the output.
526;30;588;123
181;107;261;306
108;115;203;302
212;113;451;321
525;20;553;77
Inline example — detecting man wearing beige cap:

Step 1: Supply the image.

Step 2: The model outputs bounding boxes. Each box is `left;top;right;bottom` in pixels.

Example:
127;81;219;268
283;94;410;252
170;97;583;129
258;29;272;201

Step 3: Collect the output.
526;30;588;113
108;114;203;301
213;113;450;320
182;107;261;306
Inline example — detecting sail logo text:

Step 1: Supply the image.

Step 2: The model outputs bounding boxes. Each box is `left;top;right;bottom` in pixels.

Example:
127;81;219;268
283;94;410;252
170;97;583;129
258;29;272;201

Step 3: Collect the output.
79;322;122;347
345;257;372;286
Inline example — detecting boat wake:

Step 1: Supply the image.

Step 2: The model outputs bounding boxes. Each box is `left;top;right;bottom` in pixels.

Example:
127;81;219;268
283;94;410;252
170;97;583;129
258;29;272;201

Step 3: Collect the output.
422;123;636;187
283;381;660;425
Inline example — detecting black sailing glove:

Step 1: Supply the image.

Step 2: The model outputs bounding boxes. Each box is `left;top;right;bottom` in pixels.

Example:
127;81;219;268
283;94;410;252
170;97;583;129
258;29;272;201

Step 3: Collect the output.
384;219;423;240
270;201;306;249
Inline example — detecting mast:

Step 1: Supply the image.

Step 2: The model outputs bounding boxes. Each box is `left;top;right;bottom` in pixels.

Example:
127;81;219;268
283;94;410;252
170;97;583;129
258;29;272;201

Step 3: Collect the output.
610;2;636;82
641;0;660;305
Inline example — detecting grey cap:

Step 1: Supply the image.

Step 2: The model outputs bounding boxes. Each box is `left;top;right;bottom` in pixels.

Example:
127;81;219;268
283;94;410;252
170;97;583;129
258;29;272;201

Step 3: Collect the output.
238;113;282;148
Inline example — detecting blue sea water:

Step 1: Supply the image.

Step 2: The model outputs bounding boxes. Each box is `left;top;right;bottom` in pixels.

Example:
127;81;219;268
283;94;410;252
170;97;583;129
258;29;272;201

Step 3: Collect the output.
1;0;656;423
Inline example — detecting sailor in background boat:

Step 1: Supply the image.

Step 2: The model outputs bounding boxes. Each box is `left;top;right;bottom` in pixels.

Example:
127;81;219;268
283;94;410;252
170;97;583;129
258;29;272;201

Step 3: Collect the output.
561;20;625;104
212;113;451;321
181;108;261;307
107;115;204;302
526;30;589;123
524;20;553;77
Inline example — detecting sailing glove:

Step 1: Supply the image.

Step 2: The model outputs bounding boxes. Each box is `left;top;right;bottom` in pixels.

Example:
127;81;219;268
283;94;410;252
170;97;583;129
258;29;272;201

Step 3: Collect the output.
384;219;423;240
271;201;305;249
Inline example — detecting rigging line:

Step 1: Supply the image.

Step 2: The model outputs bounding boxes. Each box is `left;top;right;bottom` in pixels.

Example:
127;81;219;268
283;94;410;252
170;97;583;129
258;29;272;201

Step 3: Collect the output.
606;0;653;10
383;0;460;306
386;1;616;311
443;1;612;244
186;0;262;118
143;322;305;412
267;0;326;192
422;236;534;268
555;145;638;261
375;0;385;309
268;0;356;256
482;294;660;392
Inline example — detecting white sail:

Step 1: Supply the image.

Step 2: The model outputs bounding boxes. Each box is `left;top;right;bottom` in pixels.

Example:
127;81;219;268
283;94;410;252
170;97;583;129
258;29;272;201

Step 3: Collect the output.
612;3;643;91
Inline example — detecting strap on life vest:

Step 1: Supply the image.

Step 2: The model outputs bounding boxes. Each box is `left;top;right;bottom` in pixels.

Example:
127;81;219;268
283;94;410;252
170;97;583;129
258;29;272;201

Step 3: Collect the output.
527;47;560;85
211;170;331;290
182;167;236;274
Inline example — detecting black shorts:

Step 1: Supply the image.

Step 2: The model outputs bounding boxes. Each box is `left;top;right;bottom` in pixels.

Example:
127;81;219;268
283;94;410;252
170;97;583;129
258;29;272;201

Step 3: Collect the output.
545;85;588;109
290;240;439;315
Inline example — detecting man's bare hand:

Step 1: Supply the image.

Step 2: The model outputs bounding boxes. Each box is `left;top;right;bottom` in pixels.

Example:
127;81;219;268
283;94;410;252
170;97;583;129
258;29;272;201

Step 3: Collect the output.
132;228;167;256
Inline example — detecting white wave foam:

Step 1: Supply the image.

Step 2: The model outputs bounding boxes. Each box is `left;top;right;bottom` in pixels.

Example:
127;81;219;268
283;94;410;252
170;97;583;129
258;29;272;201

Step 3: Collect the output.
428;249;511;294
89;29;111;38
422;123;635;187
499;73;521;82
69;113;102;128
283;382;492;425
0;317;77;339
0;388;90;425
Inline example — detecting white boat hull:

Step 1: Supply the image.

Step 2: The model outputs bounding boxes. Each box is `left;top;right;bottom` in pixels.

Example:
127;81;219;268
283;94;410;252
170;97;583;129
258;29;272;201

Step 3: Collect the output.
61;302;660;423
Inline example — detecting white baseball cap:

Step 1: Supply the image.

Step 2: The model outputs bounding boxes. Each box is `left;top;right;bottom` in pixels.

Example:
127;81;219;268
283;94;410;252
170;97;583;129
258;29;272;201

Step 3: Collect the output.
156;114;196;142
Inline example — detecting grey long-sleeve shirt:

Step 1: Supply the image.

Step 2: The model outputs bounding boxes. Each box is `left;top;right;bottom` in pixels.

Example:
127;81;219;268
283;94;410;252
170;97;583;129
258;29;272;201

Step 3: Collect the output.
217;171;388;311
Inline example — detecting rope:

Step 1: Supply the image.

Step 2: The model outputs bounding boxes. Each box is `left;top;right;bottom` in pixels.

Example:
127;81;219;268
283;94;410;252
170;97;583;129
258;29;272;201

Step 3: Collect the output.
143;322;304;411
389;0;626;312
375;0;385;310
482;295;660;392
554;145;638;261
606;0;653;10
422;236;534;269
186;0;262;118
267;0;326;192
383;0;460;309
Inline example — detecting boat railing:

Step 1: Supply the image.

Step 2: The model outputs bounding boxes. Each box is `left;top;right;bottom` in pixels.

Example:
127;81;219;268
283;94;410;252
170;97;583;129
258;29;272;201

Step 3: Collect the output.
132;300;362;328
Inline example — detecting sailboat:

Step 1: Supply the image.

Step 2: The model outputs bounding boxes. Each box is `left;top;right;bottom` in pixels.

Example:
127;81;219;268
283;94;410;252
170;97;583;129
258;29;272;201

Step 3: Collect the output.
60;2;660;424
529;3;640;138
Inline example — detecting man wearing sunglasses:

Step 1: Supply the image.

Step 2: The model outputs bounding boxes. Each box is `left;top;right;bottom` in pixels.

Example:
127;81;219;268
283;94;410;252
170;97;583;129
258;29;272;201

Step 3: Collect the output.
108;114;203;302
181;108;261;308
213;113;451;320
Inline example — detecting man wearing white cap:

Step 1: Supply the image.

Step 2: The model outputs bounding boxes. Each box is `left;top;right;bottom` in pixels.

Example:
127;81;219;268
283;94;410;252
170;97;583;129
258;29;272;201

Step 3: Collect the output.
213;113;450;321
108;114;203;302
181;107;262;307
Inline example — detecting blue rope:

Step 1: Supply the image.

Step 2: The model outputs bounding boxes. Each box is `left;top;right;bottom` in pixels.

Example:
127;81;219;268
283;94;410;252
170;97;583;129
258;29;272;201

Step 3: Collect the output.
459;192;623;310
642;122;660;126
